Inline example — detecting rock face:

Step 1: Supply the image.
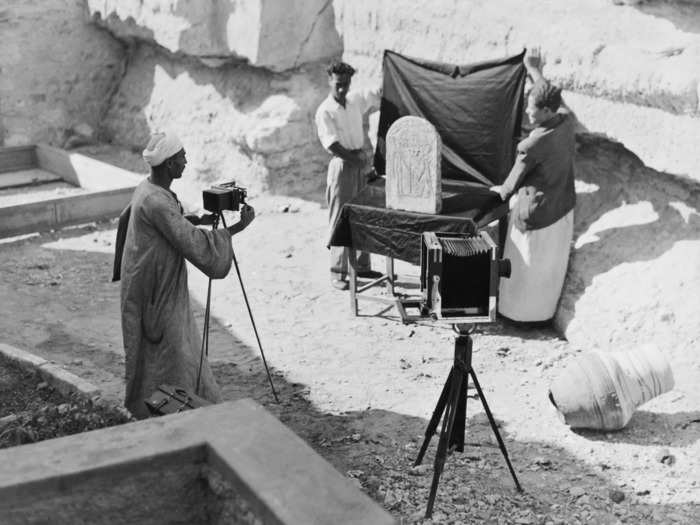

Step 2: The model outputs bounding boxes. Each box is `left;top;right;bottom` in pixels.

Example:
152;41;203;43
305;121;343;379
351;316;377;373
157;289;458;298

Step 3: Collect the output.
0;0;124;146
334;0;700;116
335;0;700;184
102;44;330;208
86;0;342;71
558;134;700;354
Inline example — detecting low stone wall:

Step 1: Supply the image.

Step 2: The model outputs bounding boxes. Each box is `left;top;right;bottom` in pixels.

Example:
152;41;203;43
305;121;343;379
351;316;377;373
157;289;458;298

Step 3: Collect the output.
0;400;395;525
0;343;100;399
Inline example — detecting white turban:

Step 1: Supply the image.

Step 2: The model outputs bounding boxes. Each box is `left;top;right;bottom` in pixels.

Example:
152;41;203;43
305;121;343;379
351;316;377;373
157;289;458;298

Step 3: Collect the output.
142;131;184;167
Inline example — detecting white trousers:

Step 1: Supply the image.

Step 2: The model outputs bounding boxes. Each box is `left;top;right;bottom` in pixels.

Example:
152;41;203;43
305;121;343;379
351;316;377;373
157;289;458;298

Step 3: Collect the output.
498;208;574;322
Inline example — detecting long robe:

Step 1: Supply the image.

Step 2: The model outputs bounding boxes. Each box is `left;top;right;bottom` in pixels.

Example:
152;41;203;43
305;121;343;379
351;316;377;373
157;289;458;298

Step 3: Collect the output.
120;180;233;418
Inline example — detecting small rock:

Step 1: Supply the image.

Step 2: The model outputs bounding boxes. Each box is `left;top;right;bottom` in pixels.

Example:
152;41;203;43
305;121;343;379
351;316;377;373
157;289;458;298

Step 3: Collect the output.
408;464;431;476
636;489;650;496
609;489;625;503
383;489;400;507
71;359;83;366
0;414;18;428
569;486;586;498
655;448;676;466
57;403;70;415
278;204;291;213
72;122;94;138
533;457;552;469
485;493;500;505
37;382;49;390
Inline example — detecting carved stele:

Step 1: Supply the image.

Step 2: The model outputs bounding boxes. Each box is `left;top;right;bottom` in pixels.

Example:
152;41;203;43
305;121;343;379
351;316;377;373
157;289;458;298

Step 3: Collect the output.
385;116;442;214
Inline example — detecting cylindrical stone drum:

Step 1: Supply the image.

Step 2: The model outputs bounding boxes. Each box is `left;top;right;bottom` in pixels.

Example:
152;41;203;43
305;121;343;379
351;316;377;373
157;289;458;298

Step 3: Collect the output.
548;345;675;431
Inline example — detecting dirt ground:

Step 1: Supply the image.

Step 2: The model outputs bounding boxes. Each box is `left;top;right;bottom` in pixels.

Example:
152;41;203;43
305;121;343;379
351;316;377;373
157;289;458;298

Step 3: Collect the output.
0;194;698;524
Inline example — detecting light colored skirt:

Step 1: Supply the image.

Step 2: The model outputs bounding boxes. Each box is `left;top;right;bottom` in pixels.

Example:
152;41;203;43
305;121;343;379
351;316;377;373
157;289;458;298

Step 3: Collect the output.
498;208;574;322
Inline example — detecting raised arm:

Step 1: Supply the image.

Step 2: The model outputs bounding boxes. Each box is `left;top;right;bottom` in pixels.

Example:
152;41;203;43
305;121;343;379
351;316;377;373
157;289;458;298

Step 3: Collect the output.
524;47;545;84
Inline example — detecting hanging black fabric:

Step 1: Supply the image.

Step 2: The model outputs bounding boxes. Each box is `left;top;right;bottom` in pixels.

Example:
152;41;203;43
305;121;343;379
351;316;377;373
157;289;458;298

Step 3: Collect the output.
374;50;526;185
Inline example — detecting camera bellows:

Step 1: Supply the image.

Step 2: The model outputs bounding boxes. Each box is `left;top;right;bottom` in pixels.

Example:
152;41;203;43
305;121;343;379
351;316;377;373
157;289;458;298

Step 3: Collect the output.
420;231;505;323
440;236;491;257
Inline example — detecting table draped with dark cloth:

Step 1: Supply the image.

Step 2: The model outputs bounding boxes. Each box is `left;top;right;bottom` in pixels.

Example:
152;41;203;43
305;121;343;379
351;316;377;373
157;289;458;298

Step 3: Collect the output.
328;178;509;265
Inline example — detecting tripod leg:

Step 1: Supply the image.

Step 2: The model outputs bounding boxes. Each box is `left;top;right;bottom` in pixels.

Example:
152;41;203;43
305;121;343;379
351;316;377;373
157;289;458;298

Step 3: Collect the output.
450;372;467;453
425;368;464;518
415;368;453;466
469;369;523;492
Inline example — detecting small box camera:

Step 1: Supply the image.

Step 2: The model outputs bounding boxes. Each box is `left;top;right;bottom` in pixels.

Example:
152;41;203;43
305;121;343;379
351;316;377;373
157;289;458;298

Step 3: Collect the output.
202;181;247;213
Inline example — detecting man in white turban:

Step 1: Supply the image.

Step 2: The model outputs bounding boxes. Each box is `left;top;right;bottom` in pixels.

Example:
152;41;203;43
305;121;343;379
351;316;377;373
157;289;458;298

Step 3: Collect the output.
117;131;255;418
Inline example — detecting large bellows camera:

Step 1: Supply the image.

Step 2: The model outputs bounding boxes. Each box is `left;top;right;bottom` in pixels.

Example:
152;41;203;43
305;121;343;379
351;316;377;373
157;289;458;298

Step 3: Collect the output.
202;181;247;213
420;231;511;323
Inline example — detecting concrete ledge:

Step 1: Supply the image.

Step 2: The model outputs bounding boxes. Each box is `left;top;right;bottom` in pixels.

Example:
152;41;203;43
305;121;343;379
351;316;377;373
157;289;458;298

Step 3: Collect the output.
0;343;101;399
0;144;143;238
0;342;48;368
0;399;395;525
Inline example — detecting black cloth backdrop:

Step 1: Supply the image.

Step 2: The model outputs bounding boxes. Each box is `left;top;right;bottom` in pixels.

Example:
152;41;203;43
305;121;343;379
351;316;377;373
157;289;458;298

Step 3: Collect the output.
374;50;527;185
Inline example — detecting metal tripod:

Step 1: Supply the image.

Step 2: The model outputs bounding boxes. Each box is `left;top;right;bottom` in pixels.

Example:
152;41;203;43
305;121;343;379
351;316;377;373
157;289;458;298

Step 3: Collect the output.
414;324;522;518
196;212;279;403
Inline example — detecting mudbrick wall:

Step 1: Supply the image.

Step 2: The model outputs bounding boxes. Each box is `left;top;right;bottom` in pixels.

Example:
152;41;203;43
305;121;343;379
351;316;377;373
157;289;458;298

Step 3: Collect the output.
3;0;699;352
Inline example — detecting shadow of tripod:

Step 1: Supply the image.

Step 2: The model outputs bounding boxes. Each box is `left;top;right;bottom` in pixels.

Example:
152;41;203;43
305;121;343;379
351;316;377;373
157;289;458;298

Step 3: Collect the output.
414;324;522;518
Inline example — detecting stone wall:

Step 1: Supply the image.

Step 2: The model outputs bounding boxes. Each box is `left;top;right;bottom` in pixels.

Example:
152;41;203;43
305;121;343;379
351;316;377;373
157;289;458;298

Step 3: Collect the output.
0;0;124;147
87;0;342;71
86;0;343;205
100;44;329;204
334;0;700;183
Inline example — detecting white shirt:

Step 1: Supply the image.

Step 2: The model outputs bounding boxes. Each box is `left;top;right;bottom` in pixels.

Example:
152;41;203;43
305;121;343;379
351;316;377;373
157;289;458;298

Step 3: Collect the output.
315;88;380;152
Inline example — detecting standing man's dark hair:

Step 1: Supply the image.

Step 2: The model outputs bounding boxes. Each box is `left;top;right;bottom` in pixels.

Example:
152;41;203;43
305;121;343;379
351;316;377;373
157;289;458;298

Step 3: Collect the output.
326;61;356;77
529;79;562;112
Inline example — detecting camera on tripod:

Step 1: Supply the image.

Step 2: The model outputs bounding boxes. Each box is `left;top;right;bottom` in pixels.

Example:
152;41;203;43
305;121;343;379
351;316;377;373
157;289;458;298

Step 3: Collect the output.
202;181;247;213
419;231;511;324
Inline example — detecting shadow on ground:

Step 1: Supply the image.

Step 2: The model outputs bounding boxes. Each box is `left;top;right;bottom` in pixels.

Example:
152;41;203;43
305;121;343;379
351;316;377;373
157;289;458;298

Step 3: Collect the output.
205;310;697;524
575;410;700;448
0;225;697;523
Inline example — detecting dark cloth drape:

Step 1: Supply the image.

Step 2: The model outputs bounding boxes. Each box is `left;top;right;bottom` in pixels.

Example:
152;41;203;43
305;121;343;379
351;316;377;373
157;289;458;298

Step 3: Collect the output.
329;179;508;265
374;50;527;185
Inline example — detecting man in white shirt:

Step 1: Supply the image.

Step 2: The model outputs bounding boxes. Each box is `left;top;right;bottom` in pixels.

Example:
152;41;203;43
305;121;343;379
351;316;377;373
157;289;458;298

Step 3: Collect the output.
315;61;382;290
